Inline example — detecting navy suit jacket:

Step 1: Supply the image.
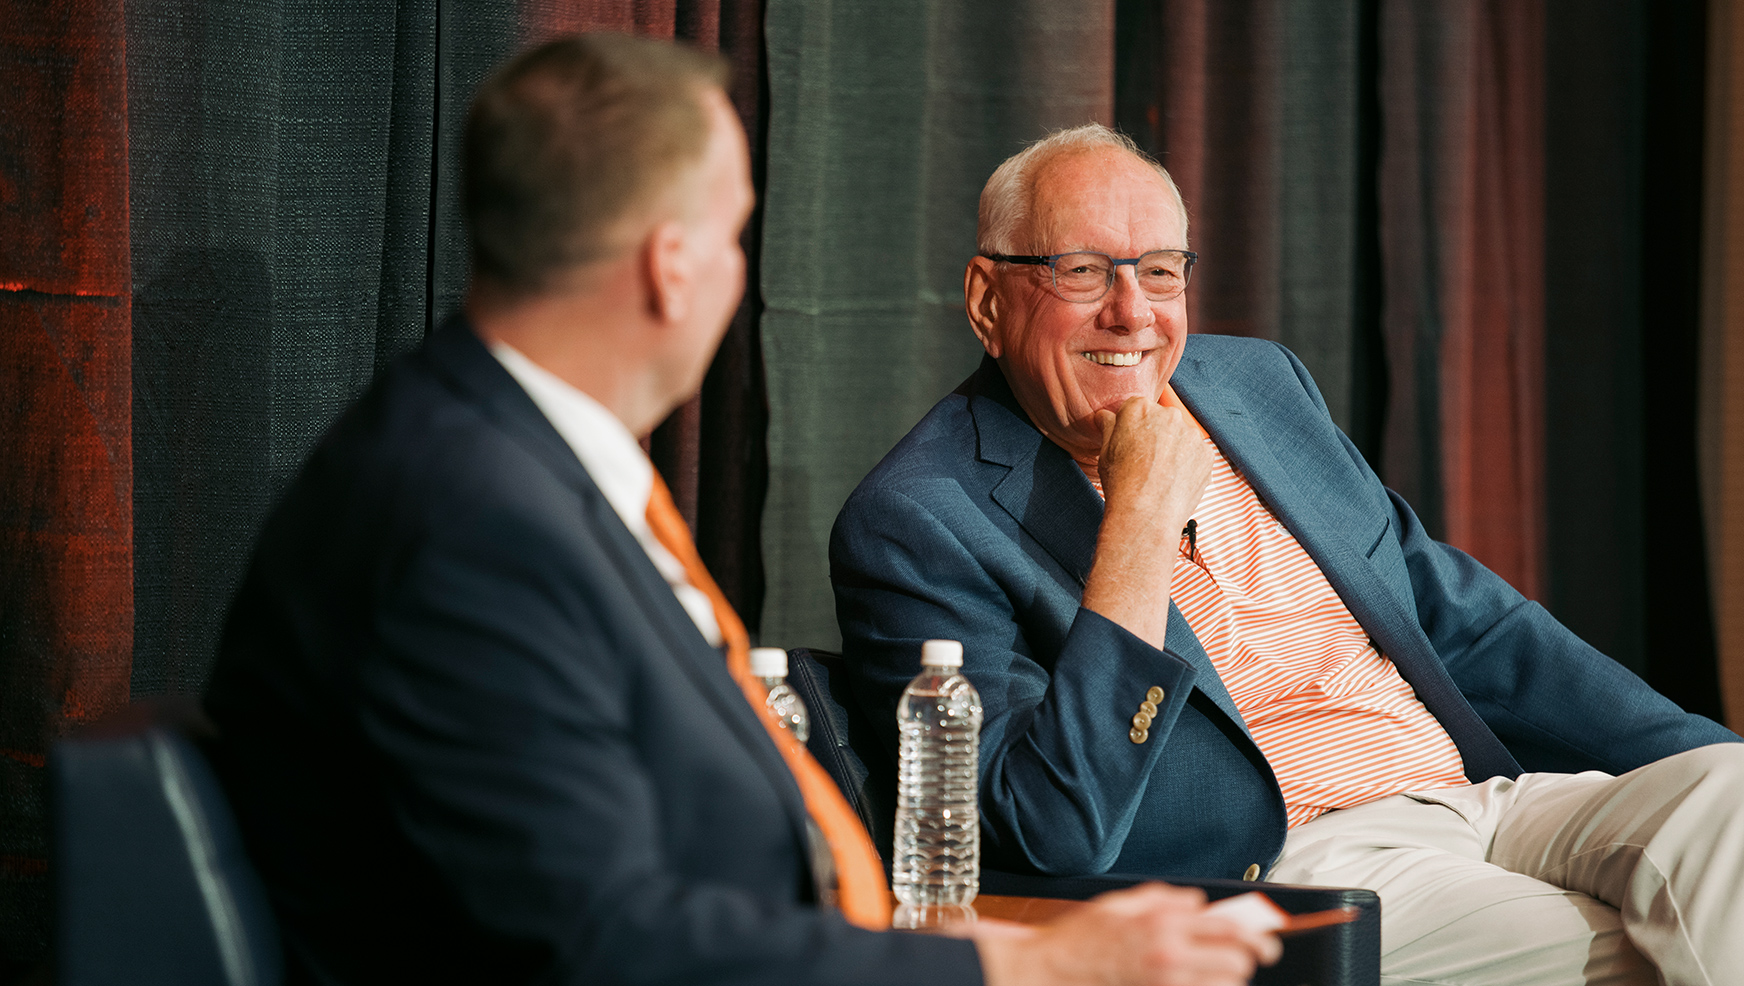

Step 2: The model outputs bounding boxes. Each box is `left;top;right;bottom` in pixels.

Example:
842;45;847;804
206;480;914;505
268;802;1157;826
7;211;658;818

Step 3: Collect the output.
831;336;1738;881
205;317;976;985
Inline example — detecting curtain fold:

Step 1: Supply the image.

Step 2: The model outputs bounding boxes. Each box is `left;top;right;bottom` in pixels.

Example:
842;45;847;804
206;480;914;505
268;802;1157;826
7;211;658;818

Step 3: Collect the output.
1377;0;1546;600
1638;0;1723;720
127;0;443;698
118;12;463;959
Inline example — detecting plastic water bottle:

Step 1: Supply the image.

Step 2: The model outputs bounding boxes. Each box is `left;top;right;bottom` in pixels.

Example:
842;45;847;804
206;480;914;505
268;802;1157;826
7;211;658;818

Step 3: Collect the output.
750;647;809;743
893;639;983;906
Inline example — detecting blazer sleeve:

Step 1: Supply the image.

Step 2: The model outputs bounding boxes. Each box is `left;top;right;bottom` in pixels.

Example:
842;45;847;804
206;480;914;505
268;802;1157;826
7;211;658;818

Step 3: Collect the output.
1374;462;1741;773
832;483;1206;875
358;495;980;986
1271;341;1743;775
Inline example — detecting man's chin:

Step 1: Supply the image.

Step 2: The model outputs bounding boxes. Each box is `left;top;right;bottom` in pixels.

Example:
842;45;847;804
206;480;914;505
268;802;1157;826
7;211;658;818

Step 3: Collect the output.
1090;390;1163;415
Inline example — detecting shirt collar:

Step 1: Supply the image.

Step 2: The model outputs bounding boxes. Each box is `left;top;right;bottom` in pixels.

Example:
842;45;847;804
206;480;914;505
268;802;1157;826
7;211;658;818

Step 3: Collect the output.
486;340;652;535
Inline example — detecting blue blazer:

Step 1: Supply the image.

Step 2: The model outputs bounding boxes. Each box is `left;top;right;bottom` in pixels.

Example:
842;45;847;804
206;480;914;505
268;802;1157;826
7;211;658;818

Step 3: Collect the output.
831;336;1737;881
205;317;976;985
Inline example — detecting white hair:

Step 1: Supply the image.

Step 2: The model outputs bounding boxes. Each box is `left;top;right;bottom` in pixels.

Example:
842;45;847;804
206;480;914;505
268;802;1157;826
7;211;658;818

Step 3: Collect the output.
976;123;1189;255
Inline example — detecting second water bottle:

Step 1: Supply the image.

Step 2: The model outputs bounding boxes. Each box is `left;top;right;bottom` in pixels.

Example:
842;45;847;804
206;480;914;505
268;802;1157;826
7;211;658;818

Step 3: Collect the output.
749;647;809;743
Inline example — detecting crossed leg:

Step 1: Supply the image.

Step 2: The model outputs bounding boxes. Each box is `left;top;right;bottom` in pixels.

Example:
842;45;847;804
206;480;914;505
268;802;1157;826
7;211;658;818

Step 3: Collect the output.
1264;744;1744;985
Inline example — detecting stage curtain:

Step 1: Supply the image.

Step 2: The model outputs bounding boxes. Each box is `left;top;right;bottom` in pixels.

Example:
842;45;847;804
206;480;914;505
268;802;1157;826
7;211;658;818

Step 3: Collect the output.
1377;0;1547;601
127;0;444;698
125;0;768;691
757;0;1116;650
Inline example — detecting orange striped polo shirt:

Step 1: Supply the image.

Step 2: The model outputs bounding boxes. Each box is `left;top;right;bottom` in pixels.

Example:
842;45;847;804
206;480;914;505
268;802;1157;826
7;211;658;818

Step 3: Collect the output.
1092;438;1468;827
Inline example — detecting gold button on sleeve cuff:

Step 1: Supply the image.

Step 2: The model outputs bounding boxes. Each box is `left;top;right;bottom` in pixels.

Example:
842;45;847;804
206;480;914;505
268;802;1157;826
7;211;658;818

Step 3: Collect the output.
1242;864;1261;881
1138;700;1158;717
1146;686;1165;704
1129;726;1150;744
1131;711;1153;729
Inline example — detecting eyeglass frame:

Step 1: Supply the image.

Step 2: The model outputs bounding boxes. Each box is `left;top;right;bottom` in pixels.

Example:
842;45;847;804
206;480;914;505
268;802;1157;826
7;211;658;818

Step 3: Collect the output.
981;249;1199;304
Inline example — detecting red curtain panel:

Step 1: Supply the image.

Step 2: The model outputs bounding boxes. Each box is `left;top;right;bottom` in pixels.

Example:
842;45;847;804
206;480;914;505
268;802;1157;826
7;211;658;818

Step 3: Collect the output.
0;0;133;953
1379;0;1547;601
1152;0;1284;344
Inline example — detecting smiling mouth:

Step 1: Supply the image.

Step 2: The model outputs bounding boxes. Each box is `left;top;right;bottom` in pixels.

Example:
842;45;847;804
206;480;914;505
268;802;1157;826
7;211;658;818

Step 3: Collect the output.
1082;351;1144;367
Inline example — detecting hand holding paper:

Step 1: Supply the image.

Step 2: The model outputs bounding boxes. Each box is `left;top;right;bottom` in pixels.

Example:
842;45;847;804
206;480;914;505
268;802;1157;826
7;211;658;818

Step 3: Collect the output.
1208;891;1361;936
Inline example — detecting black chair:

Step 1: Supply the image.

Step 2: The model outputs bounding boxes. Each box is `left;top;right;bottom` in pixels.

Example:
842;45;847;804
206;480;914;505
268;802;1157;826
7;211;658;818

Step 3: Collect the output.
790;647;1382;986
52;719;283;986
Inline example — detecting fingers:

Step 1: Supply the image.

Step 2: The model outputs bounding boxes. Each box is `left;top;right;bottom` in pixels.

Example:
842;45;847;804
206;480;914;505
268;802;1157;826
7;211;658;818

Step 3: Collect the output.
976;884;1282;986
1246;927;1284;966
1065;885;1274;985
1098;399;1201;461
1095;400;1213;521
1095;887;1252;979
1097;397;1147;449
1096;408;1119;446
1187;914;1283;969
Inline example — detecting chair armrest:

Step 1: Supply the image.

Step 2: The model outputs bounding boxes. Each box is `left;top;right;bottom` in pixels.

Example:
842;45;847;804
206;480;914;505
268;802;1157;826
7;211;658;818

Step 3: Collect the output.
981;868;1379;986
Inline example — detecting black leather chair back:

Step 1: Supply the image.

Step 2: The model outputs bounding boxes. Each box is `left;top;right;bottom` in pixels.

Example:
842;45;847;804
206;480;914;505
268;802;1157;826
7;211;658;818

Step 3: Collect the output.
53;727;283;986
788;647;897;857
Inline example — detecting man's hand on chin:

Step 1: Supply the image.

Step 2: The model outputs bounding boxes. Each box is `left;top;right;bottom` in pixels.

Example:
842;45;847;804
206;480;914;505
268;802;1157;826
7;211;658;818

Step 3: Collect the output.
1079;396;1214;652
970;883;1281;986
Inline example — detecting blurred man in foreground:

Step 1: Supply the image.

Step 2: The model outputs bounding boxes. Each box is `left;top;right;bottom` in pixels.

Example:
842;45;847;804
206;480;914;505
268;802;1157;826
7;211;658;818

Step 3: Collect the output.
832;124;1744;985
203;34;1276;986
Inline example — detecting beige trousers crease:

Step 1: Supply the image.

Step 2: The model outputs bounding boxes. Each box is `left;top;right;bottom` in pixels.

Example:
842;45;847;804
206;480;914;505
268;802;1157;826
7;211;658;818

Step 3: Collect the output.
1263;744;1744;986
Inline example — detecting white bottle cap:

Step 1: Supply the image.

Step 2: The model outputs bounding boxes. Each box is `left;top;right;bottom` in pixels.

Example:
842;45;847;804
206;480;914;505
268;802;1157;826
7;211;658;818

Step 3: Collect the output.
749;647;789;678
920;639;963;668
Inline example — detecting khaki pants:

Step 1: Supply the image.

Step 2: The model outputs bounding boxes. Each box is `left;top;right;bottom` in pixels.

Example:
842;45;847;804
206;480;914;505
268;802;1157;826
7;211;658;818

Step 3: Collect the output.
1265;744;1744;985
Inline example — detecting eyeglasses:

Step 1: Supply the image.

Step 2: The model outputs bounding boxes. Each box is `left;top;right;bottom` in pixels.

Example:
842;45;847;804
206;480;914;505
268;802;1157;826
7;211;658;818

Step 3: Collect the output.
982;249;1198;304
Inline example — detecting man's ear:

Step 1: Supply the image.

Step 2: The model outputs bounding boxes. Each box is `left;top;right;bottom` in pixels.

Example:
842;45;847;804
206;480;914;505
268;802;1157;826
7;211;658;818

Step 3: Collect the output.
963;256;1003;358
645;219;691;325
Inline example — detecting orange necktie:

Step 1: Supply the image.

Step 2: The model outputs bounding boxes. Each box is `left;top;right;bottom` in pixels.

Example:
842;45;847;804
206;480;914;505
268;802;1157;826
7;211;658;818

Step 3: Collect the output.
644;472;891;930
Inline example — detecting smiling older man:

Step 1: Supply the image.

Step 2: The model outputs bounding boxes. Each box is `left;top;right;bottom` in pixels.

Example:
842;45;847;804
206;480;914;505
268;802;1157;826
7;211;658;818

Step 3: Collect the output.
831;123;1744;985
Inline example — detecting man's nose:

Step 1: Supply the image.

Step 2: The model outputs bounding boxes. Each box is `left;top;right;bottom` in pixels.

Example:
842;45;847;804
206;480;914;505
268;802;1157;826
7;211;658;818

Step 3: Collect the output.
1098;265;1155;332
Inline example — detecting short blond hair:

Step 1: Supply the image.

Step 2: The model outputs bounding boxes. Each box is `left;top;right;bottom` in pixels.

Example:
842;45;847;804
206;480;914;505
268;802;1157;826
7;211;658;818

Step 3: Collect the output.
977;124;1188;255
464;33;729;293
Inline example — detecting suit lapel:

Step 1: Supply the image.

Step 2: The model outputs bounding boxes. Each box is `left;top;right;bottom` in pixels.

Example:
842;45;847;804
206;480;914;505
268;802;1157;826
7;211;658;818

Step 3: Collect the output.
423;317;817;837
966;359;1251;734
423;319;597;498
585;496;818;826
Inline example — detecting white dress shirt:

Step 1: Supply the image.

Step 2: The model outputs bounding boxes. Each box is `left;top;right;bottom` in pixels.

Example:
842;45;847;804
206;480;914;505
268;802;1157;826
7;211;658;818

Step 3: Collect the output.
489;341;723;647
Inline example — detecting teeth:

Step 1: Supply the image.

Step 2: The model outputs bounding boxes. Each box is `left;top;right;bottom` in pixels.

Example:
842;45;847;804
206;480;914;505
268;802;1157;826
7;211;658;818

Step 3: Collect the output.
1084;351;1142;366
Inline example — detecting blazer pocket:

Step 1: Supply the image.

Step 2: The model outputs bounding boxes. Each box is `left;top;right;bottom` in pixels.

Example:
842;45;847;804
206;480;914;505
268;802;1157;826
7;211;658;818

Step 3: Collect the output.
1364;517;1391;558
